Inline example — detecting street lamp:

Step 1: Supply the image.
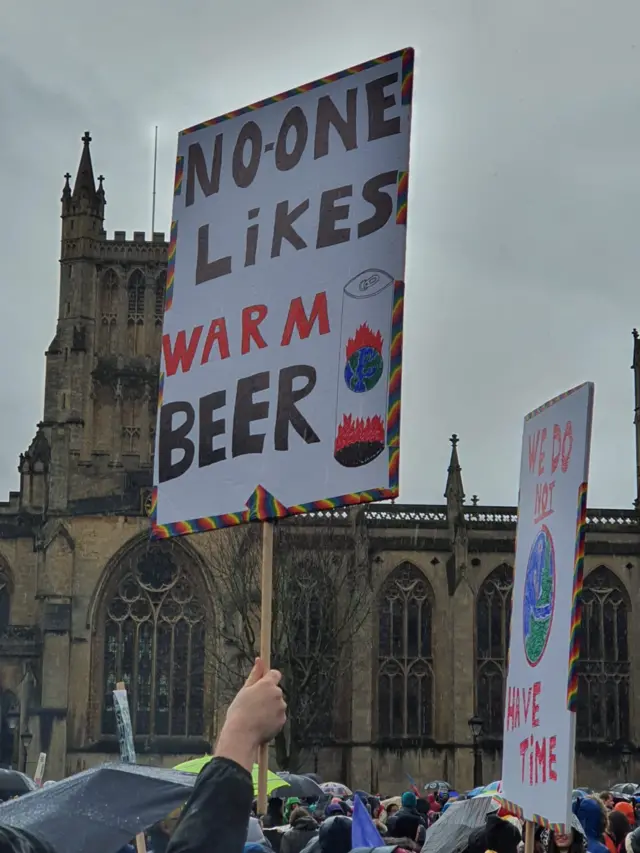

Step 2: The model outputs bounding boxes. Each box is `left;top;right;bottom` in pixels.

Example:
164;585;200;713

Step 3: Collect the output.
469;714;484;788
621;745;632;782
20;729;32;774
5;709;19;733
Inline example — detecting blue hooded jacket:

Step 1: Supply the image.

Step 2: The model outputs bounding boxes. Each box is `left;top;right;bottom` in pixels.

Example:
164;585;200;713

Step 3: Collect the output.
575;797;608;853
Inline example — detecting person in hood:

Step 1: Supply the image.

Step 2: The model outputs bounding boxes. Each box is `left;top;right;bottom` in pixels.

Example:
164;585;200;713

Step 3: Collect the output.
386;792;424;840
300;815;352;853
575;797;609;853
467;813;522;853
280;808;318;853
615;803;636;829
607;810;631;853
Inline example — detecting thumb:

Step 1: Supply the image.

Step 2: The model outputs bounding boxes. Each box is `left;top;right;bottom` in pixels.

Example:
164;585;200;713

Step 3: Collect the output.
244;657;265;687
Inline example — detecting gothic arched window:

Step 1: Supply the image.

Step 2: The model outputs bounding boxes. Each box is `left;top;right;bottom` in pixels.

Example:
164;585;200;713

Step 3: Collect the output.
101;544;206;738
576;567;630;742
127;270;146;324
155;272;166;326
0;567;11;631
287;563;335;738
99;269;119;351
377;562;433;739
476;564;513;737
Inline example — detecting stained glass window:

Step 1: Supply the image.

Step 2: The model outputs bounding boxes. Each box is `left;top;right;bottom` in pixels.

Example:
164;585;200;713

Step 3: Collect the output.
576;567;630;742
476;564;513;737
101;545;206;737
377;562;433;738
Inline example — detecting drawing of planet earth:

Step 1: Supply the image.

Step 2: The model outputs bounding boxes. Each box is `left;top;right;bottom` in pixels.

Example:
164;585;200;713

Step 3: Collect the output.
522;524;556;667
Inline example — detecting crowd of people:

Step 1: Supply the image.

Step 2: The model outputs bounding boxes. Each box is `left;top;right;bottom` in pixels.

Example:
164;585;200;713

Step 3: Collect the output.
0;659;634;853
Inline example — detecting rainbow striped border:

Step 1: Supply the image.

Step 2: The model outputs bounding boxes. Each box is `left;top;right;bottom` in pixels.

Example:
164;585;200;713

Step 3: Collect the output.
174;156;184;196
494;797;568;834
179;47;414;135
165;221;178;312
525;382;588;422
396;171;408;225
150;279;405;538
387;280;404;491
567;481;588;710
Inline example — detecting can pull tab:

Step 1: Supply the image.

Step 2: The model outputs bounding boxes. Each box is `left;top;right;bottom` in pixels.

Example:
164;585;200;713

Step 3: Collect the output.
358;273;380;292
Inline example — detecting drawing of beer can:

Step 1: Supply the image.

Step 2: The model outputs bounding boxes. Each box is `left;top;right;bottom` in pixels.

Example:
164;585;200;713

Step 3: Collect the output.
334;269;394;468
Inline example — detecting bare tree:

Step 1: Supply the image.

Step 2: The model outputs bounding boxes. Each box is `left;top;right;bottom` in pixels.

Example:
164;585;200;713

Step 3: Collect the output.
200;512;372;771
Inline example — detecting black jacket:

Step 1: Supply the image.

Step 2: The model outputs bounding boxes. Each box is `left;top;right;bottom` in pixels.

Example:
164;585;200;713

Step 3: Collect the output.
280;816;318;853
167;757;253;853
386;807;424;841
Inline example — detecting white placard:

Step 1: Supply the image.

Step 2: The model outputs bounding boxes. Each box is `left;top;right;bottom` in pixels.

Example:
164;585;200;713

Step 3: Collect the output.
501;382;594;830
33;752;46;786
152;48;414;536
113;688;137;764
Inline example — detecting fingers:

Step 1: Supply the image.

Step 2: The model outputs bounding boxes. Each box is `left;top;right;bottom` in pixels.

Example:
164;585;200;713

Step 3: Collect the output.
262;668;282;686
245;657;265;687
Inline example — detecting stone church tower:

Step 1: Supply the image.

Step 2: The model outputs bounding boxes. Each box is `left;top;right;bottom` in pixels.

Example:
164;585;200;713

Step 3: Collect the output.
0;133;639;791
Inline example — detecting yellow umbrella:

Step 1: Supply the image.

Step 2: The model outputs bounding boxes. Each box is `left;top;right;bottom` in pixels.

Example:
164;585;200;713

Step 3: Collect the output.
174;756;289;797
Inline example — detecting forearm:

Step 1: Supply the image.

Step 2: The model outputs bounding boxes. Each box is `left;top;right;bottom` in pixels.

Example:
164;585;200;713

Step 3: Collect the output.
214;722;258;774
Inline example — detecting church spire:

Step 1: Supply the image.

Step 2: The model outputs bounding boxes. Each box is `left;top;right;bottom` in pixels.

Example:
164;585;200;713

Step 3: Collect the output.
72;131;97;199
445;433;465;507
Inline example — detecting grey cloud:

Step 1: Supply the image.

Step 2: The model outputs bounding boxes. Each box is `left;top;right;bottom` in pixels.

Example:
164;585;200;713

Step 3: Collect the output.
1;0;640;508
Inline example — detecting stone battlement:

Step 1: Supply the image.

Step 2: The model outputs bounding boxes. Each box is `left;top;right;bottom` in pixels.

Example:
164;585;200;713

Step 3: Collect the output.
99;230;167;244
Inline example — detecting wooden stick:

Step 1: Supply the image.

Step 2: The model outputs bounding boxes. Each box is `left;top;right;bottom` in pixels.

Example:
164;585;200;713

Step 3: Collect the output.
524;820;535;853
258;521;275;815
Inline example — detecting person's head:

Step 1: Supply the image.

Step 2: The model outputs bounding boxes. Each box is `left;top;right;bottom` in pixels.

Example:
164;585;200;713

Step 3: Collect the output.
267;796;283;816
576;796;607;841
318;815;352;853
615;801;636;827
326;801;347;818
387;803;399;816
552;830;575;851
401;791;418;809
284;797;301;821
289;807;310;824
608;809;631;845
600;792;614;810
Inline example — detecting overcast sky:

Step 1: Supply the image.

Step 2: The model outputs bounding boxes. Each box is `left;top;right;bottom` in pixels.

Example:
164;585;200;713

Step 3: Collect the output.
1;1;639;509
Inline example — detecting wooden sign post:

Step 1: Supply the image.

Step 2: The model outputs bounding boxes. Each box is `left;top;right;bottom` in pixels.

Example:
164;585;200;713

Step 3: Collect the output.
257;522;274;815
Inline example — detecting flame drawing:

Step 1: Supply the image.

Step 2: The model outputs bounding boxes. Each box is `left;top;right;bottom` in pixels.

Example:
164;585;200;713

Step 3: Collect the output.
334;414;385;454
345;324;384;360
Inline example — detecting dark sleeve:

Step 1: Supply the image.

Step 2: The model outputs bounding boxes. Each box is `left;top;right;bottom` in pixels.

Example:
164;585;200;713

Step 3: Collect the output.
167;757;253;853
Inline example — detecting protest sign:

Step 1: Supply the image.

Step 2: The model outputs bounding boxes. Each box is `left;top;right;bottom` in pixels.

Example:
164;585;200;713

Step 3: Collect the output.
501;383;594;831
113;683;136;764
152;48;414;537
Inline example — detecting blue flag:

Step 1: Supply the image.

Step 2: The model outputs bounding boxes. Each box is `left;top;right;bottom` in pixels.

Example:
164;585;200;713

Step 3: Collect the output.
352;794;385;849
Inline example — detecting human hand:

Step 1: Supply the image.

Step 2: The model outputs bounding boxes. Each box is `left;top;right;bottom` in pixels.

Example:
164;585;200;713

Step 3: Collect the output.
215;658;287;771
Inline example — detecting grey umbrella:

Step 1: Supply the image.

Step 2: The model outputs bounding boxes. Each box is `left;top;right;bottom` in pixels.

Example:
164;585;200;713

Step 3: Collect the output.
0;769;37;801
0;762;196;853
421;795;500;853
273;772;324;799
